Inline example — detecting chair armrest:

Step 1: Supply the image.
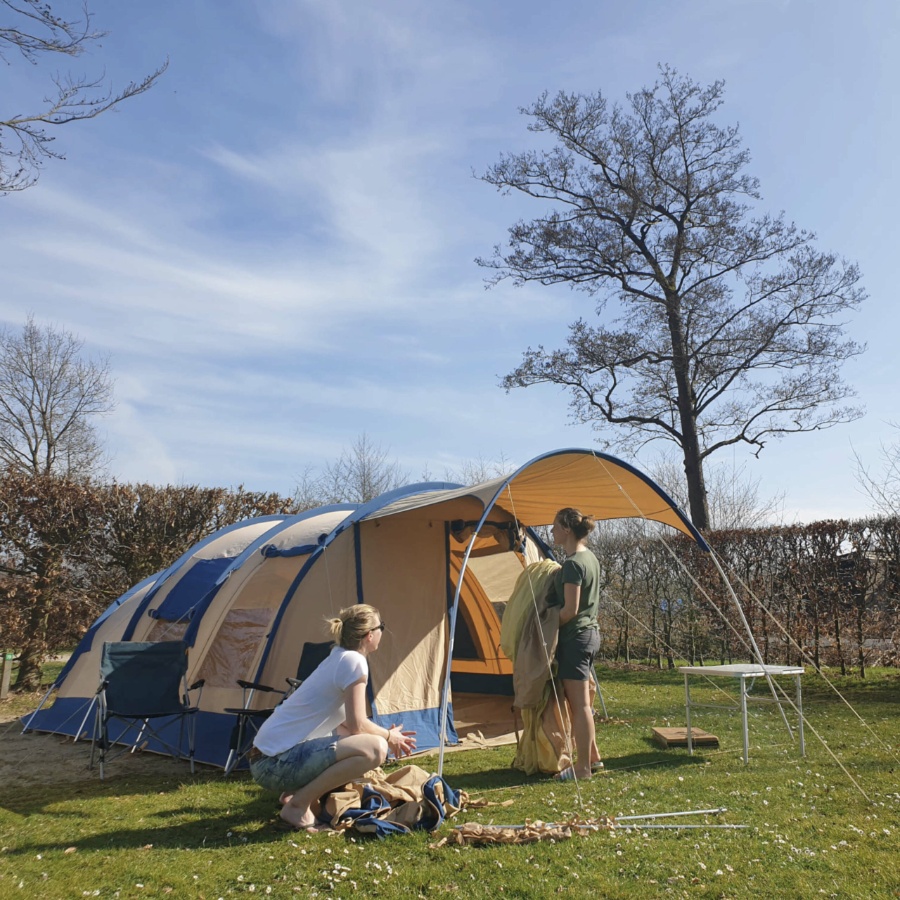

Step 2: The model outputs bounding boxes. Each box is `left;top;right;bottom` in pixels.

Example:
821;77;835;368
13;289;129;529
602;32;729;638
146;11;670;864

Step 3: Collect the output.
237;679;285;694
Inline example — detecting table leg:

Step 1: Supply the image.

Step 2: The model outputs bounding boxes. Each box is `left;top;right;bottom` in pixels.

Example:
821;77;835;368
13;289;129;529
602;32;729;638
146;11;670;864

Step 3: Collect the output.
795;675;805;758
740;676;749;764
684;674;693;756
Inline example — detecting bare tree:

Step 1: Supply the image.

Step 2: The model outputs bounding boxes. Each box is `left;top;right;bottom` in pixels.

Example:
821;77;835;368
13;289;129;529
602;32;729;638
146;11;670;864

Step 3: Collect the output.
1;0;167;192
443;452;515;486
480;66;865;530
854;424;900;518
0;315;114;476
293;433;408;506
649;452;784;531
292;465;329;511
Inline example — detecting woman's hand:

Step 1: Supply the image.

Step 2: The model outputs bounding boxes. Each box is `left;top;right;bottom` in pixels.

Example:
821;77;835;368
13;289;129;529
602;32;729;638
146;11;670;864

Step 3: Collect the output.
386;724;417;758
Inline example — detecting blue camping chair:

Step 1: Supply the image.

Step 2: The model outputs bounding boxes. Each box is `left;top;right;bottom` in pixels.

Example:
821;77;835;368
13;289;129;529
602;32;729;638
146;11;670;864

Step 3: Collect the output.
91;641;205;779
223;640;334;775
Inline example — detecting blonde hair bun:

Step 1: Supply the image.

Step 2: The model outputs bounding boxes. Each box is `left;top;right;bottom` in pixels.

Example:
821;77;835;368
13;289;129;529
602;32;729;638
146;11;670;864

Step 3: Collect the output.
325;604;382;649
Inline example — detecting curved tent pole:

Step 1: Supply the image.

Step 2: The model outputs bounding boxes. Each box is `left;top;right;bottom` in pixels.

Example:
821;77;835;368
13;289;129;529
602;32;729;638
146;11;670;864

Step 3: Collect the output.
520;447;709;551
180;505;359;648
436;448;710;776
119;514;289;642
437;527;482;775
250;483;463;686
122;505;363;649
436;462;550;774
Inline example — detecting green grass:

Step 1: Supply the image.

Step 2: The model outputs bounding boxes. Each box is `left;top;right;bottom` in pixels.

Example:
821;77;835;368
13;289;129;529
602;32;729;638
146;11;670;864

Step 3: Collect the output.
1;665;898;899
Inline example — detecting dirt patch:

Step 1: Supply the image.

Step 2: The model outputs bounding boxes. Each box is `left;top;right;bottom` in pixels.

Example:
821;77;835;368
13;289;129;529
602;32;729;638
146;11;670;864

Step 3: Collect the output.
0;690;519;789
0;710;208;787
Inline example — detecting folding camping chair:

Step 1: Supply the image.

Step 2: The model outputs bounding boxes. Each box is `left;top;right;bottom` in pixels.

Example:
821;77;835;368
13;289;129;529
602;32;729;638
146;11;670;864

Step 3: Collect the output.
223;679;287;776
90;641;204;779
223;640;334;775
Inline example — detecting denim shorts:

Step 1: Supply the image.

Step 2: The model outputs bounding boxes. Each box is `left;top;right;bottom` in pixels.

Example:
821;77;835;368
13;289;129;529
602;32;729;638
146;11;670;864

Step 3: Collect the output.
556;627;601;681
249;735;339;794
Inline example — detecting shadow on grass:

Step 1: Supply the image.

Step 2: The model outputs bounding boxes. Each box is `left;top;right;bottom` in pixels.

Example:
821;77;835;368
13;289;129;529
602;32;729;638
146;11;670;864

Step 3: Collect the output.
439;765;543;792
0;767;229;816
803;671;900;704
597;666;684;688
610;745;709;771
442;746;705;792
5;810;283;856
1;771;290;855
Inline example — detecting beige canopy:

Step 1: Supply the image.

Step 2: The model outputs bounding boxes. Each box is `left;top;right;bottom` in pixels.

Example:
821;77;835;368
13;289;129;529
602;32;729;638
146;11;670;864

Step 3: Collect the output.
366;448;707;549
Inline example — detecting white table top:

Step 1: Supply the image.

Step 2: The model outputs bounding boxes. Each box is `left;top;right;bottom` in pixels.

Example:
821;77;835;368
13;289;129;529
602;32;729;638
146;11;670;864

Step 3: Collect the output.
678;664;805;677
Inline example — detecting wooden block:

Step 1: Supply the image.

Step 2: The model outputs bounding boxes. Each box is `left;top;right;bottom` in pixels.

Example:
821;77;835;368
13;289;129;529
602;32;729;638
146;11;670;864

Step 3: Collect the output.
651;726;718;748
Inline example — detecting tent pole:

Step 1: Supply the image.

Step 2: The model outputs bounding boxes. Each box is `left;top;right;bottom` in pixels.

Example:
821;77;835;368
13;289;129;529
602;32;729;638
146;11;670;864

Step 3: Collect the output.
72;695;98;742
592;667;608;718
21;684;58;732
437;531;480;777
707;551;794;738
589;450;791;739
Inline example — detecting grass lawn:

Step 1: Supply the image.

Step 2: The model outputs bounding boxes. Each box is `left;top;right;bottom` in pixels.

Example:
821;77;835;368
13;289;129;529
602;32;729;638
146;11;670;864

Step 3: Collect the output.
1;664;898;899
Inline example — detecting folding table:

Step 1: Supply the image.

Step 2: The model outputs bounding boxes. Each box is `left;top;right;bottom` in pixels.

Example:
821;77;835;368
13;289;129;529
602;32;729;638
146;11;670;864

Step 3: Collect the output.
678;664;805;764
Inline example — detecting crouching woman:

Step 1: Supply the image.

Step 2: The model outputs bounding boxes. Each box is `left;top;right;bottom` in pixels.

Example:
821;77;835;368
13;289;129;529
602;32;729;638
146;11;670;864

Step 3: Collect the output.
250;604;416;830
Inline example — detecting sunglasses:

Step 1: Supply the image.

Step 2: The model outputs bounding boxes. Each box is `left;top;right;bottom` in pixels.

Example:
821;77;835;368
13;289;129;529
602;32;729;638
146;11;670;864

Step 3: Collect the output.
371;623;386;633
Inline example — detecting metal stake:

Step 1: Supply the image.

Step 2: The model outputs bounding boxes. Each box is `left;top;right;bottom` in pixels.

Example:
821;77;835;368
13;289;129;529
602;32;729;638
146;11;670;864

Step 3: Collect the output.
616;806;727;822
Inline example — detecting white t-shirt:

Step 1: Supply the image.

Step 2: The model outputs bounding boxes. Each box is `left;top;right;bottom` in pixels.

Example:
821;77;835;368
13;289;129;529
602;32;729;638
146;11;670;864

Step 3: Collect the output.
253;647;368;756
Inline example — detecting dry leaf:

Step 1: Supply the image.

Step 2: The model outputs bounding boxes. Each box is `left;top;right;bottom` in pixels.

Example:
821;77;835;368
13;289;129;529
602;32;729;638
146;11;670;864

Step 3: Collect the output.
435;816;616;847
465;797;515;809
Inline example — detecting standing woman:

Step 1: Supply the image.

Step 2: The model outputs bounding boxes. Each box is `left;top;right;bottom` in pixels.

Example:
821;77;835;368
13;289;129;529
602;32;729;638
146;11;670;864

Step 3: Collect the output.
249;604;416;830
549;508;602;781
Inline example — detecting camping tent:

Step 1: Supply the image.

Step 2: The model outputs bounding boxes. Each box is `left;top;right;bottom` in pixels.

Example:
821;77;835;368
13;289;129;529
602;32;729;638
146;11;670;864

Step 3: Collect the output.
25;448;706;768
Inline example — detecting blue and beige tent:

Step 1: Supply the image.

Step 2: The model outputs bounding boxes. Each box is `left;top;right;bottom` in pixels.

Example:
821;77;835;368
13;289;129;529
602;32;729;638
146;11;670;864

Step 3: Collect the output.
25;449;705;768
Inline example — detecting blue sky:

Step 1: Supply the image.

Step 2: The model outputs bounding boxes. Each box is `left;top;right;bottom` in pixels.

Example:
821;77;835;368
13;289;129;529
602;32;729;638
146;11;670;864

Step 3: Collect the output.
1;0;897;522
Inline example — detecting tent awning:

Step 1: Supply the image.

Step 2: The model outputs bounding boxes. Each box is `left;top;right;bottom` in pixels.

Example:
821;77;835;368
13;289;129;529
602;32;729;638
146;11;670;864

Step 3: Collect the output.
363;448;707;549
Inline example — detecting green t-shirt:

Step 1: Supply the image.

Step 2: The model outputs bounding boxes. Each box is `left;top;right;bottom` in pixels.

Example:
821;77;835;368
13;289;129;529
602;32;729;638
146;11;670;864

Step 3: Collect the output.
551;549;601;642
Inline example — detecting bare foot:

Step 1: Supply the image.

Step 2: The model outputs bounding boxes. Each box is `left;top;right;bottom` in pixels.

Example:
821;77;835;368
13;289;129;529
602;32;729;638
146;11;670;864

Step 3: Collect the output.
279;792;293;806
279;805;318;831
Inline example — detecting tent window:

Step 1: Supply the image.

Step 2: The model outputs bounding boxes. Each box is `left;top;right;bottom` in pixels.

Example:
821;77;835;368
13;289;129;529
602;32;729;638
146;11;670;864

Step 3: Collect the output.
197;608;274;688
145;620;188;643
453;607;479;660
